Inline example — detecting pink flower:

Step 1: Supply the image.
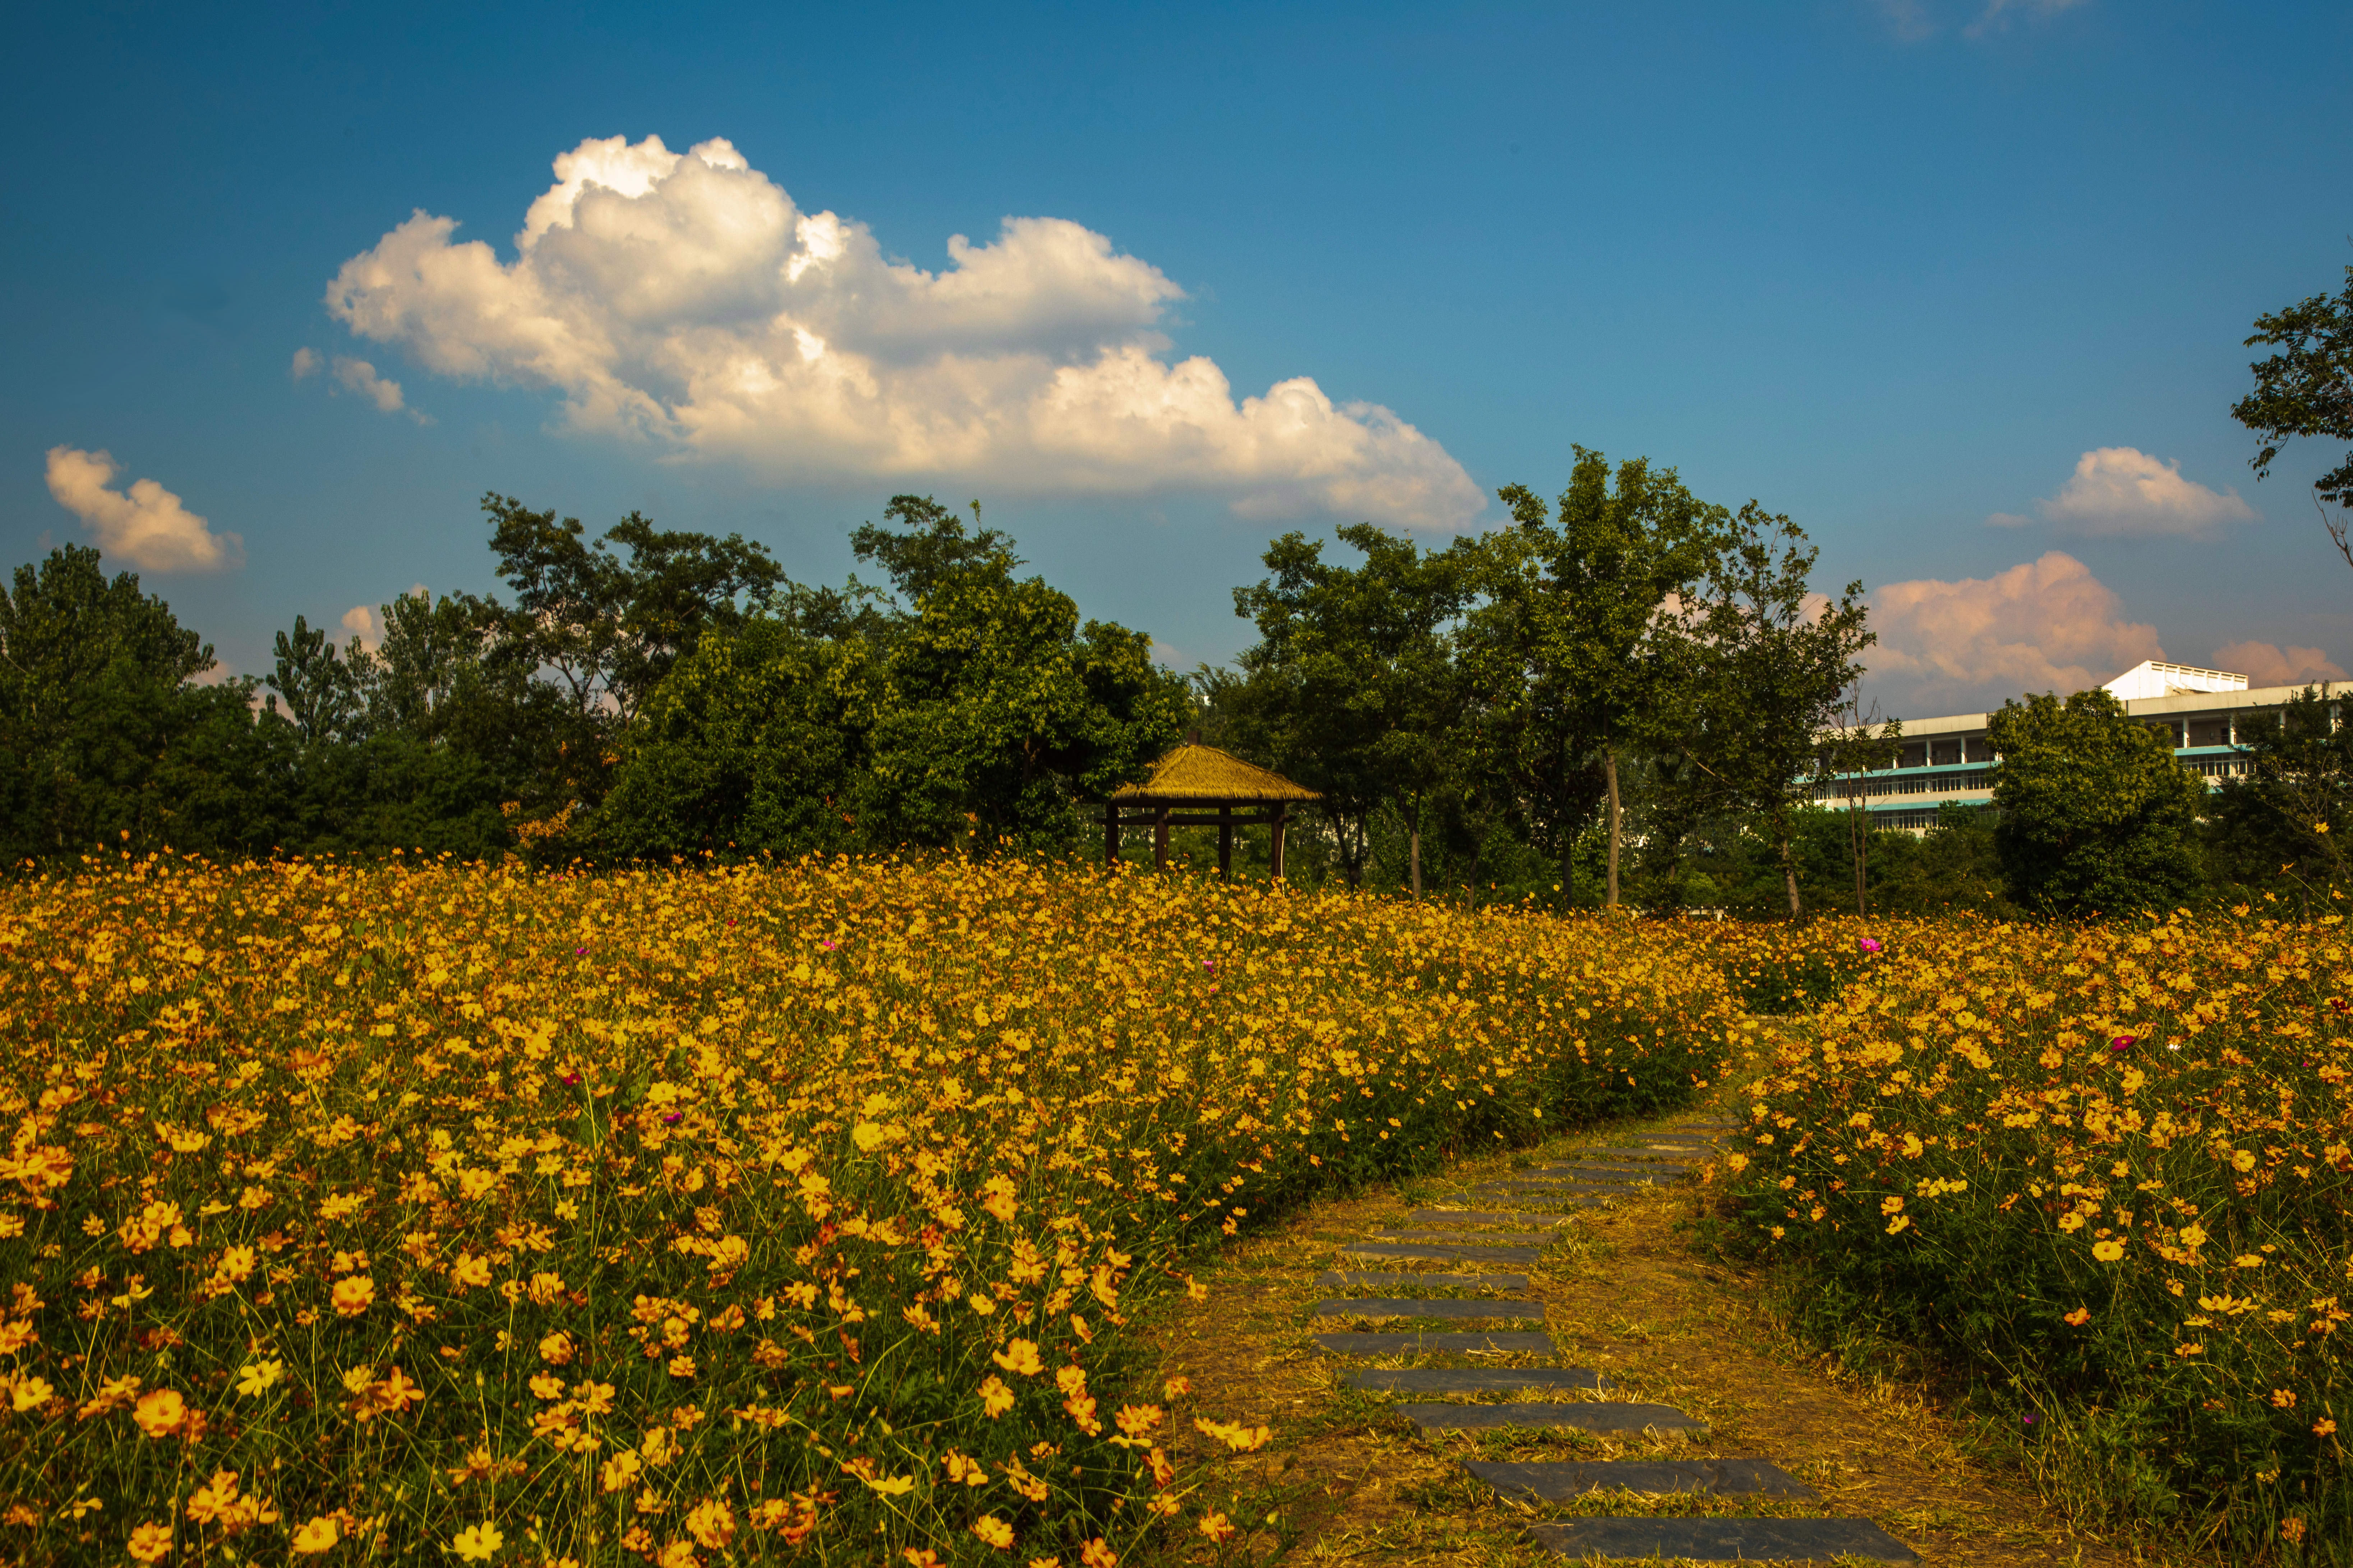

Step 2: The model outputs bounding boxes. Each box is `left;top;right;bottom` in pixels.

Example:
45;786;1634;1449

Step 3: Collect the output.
661;1112;684;1126
2109;1035;2137;1053
559;1072;582;1087
1858;937;1883;954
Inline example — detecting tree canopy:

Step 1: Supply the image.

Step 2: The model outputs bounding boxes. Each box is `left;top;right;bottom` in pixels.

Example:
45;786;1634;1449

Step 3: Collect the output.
1987;689;2204;916
1462;451;1722;903
2233;262;2353;572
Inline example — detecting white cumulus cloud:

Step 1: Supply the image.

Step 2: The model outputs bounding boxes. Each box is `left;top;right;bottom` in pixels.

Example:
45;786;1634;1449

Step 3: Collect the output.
324;134;1481;531
1868;550;2161;714
1990;446;2258;541
340;604;383;653
296;347;424;420
42;447;244;573
332;356;409;415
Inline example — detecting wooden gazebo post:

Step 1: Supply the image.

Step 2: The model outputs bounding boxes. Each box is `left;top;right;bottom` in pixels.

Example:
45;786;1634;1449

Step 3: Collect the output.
1101;737;1320;880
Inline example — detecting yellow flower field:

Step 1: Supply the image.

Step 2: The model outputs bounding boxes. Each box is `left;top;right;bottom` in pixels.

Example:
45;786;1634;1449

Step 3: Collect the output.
0;854;1735;1566
1724;909;2353;1557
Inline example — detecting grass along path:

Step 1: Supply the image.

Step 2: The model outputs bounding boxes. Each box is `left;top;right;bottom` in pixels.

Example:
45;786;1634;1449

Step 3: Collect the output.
1140;1099;2167;1567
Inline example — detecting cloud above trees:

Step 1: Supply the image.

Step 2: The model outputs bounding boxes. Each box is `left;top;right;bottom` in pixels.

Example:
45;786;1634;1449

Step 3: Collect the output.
1867;550;2161;714
323;134;1482;531
1988;446;2257;540
1867;551;2347;713
42;447;243;573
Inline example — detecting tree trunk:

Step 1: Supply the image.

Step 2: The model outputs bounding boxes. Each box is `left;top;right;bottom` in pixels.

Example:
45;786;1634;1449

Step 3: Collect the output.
1776;805;1802;920
1604;748;1622;908
1849;786;1868;916
1409;819;1422;898
1853;807;1868;916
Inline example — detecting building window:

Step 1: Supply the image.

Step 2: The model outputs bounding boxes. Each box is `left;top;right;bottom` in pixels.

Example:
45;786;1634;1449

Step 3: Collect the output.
2187;718;2230;747
1930;739;1961;766
1964;735;1992;763
1897;742;1925;769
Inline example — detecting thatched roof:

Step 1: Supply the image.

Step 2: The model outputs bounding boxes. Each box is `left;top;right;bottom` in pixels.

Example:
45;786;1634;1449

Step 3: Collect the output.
1110;742;1322;803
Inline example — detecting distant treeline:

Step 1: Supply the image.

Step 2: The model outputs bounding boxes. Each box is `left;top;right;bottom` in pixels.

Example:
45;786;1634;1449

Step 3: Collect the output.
4;450;2343;916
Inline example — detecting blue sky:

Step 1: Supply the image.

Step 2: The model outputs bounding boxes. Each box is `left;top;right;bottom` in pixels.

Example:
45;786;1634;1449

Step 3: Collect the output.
5;0;2349;717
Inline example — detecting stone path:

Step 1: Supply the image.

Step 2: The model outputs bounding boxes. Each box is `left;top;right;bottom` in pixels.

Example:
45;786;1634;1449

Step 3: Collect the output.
1305;1112;1922;1563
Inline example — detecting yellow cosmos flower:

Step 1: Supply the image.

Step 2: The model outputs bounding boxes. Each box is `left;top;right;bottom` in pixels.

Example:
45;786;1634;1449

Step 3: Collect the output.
291;1515;341;1554
452;1522;504;1562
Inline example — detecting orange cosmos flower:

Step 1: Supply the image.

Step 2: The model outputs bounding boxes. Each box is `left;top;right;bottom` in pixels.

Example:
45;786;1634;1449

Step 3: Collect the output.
130;1390;186;1439
991;1339;1043;1376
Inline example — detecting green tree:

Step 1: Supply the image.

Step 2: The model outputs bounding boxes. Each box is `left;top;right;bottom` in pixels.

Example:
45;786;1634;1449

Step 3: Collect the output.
2203;685;2349;899
597;496;1185;859
0;545;293;860
852;503;1186;854
1985;688;2205;915
1818;692;1904;915
355;588;510;743
2233;263;2353;573
595;619;876;859
1228;523;1469;891
0;545;213;857
848;495;1020;607
1656;503;1874;918
480;494;786;722
264;614;365;744
1461;450;1724;905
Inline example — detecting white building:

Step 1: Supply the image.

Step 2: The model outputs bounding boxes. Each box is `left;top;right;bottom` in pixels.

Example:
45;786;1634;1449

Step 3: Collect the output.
1815;660;2338;832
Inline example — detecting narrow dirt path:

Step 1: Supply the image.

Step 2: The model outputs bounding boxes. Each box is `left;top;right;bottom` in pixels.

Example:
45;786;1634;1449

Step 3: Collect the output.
1144;1101;2166;1567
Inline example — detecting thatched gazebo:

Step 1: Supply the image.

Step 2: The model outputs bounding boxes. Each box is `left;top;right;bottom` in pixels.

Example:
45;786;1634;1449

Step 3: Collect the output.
1104;735;1322;878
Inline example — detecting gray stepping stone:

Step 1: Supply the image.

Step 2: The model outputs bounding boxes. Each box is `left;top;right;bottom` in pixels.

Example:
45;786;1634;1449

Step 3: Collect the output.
1467;1457;1817;1500
1314;1298;1545;1320
1402;1209;1573;1226
1338;1241;1544;1266
1363;1229;1561;1248
1532;1166;1685;1184
1528;1516;1917;1563
1461;1189;1616;1211
1399;1401;1704;1435
1577;1148;1708;1161
1467;1180;1621;1199
1317;1271;1529;1292
1346;1367;1606;1395
1311;1330;1555;1355
1474;1173;1625;1190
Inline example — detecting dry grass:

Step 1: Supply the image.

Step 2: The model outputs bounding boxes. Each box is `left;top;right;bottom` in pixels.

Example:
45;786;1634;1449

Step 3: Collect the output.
1138;1104;2196;1568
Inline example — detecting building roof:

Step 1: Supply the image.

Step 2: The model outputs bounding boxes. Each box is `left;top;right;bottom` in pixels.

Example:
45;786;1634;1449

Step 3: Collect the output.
2102;659;2249;700
1109;741;1322;802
